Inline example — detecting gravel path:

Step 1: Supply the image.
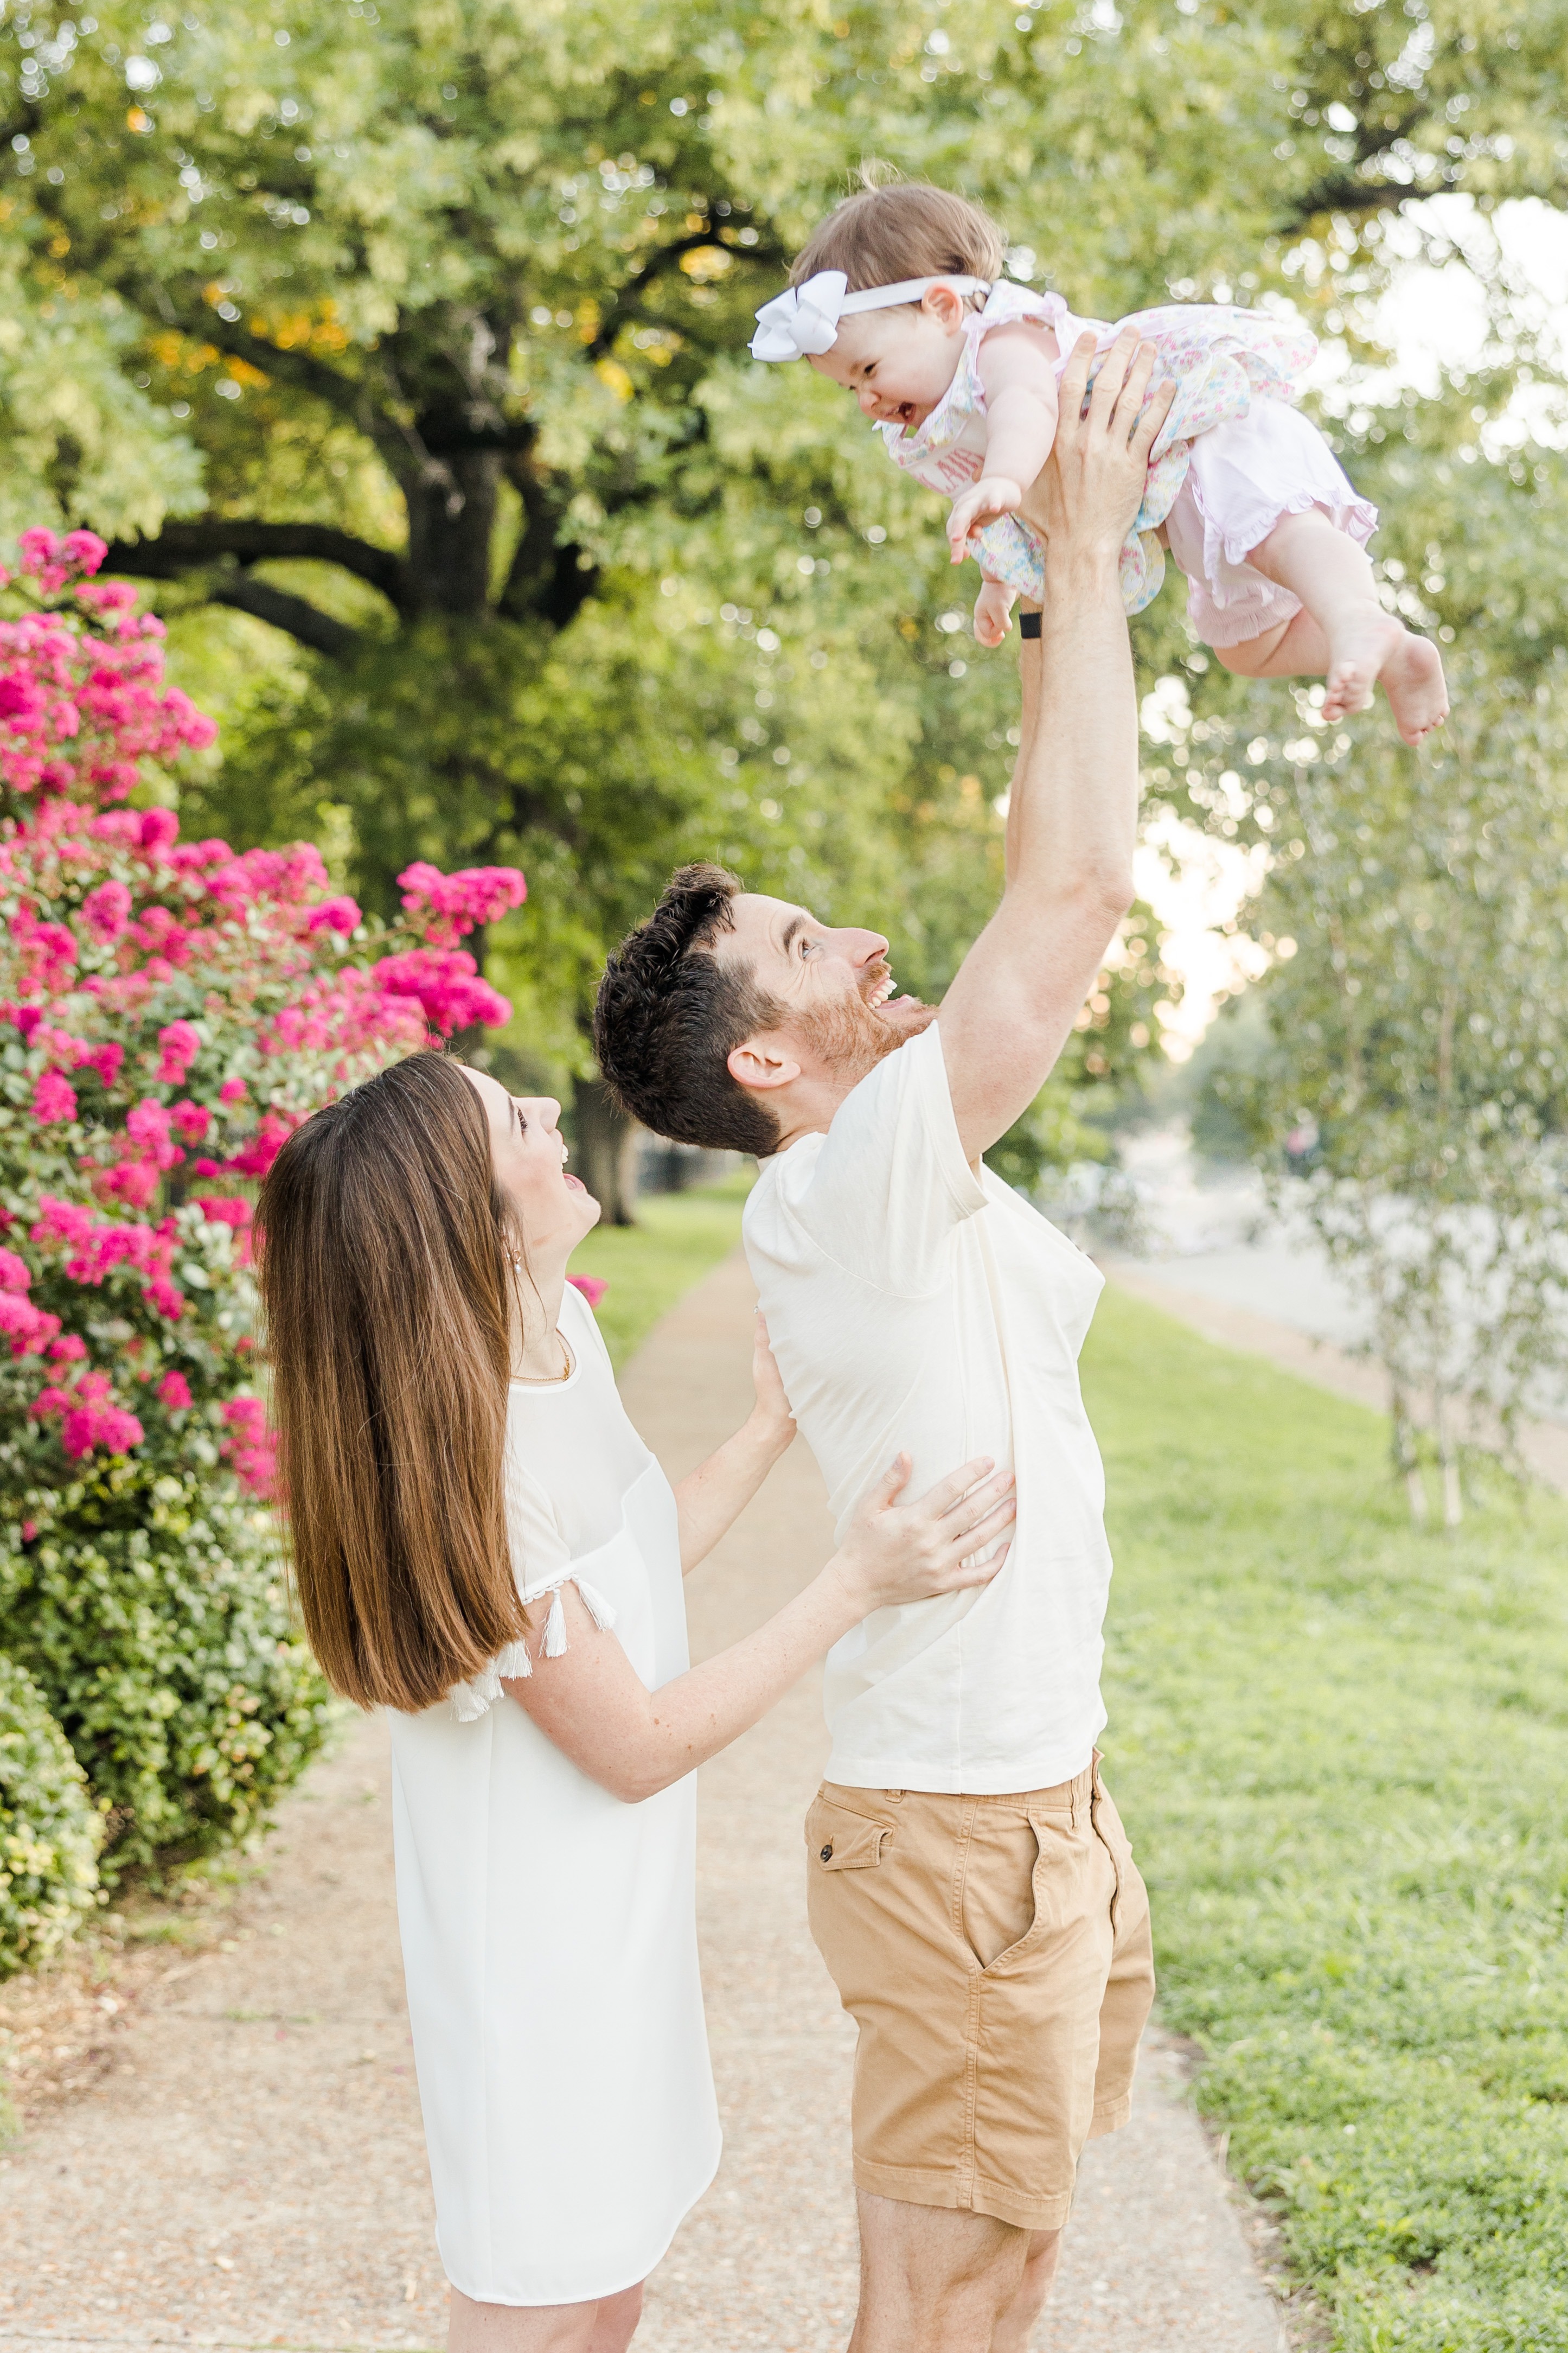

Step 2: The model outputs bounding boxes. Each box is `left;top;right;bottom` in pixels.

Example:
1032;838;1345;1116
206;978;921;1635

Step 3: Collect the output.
1;1247;1288;2352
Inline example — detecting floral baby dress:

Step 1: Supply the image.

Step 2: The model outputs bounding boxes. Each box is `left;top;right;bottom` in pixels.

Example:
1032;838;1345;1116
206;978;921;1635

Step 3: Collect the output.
880;282;1373;628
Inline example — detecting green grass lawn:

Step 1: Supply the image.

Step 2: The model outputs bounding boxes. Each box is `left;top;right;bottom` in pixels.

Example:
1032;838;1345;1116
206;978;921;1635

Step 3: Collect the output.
1085;1286;1568;2353
567;1170;751;1367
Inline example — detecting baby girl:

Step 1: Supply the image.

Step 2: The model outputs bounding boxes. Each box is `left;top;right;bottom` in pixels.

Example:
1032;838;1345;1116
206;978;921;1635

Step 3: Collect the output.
751;182;1447;746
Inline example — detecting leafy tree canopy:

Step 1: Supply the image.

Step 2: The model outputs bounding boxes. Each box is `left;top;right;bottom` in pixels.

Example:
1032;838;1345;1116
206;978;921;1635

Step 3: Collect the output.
4;0;1567;1208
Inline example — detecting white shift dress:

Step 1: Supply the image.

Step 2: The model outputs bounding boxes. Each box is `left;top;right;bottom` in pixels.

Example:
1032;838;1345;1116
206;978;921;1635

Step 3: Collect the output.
388;1283;721;2307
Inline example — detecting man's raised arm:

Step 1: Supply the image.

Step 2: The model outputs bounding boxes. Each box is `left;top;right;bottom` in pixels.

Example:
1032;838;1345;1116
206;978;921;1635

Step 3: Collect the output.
938;329;1172;1166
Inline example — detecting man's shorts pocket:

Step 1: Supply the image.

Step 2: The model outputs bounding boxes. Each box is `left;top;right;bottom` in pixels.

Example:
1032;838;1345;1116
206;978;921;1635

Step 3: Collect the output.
1089;1778;1148;1942
806;1794;895;1873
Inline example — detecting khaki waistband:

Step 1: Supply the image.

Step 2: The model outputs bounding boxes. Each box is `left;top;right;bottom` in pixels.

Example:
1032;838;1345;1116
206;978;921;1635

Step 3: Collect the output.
823;1752;1101;1818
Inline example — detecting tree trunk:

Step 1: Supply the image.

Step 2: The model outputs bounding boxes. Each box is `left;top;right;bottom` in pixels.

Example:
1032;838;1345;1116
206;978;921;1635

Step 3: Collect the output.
573;1073;640;1227
403;448;502;617
1391;1388;1428;1526
1434;1388;1463;1529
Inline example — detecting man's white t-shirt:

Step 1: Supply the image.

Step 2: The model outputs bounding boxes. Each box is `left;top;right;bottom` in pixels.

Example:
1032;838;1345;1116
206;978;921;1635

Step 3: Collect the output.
742;1021;1112;1795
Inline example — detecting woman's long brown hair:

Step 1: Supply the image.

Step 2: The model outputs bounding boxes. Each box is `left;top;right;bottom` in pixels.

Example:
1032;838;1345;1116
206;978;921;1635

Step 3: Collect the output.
254;1050;529;1712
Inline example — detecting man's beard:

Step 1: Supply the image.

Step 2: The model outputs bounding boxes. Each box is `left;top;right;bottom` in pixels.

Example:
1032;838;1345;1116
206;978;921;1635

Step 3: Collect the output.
792;959;937;1081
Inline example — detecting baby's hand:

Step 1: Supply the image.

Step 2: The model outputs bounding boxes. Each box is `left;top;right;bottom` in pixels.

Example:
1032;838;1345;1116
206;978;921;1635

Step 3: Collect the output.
948;476;1024;562
973;582;1015;648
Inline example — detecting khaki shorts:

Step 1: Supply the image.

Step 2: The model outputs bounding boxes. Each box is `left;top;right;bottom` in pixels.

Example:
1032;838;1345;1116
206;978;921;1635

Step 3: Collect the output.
804;1755;1154;2231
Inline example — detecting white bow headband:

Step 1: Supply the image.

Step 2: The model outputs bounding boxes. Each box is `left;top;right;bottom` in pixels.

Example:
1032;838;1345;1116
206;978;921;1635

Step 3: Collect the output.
750;270;991;363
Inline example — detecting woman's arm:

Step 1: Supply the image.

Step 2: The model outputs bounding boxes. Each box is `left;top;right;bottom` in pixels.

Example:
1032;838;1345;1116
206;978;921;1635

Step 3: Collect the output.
503;1453;1016;1802
946;323;1062;558
672;1311;795;1574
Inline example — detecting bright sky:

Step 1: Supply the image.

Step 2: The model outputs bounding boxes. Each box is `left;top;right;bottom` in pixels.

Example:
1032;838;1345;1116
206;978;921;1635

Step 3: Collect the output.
1138;196;1568;1059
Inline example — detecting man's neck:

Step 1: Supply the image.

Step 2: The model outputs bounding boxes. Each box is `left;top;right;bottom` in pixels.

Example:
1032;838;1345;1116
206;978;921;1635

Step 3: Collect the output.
768;1070;861;1153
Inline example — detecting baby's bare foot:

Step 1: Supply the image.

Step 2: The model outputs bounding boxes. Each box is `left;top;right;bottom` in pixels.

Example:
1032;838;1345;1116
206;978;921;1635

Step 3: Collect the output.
1379;629;1449;746
1322;608;1405;724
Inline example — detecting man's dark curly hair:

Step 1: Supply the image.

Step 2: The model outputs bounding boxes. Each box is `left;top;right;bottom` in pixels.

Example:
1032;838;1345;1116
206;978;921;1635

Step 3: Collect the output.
593;864;786;1157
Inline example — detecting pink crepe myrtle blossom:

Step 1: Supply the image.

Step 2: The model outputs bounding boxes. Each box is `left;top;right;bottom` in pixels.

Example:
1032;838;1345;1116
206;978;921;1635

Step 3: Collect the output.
0;1247;59;1358
398;862;528;949
80;1042;125;1087
567;1274;609;1309
12;915;76;993
220;1109;295;1181
0;1290;60;1356
371;946;512;1035
0;524;524;1530
307;895;361;935
220;1394;276;1497
33;1068;78;1124
31;1366;145;1458
126;1099;181;1165
196;1196;252;1231
82;878;132;940
155;1019;201;1084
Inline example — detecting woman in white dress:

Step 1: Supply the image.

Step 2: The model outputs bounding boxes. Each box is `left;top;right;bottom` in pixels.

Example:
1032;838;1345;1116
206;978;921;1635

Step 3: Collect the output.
254;1049;1015;2353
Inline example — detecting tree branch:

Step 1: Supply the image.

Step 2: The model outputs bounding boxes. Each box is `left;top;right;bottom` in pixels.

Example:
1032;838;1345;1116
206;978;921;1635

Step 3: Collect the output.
1278;175;1409;232
586;230;788;359
104;520;405;605
116;273;413;467
412;414;543;456
206;575;360;661
1279;106;1442;234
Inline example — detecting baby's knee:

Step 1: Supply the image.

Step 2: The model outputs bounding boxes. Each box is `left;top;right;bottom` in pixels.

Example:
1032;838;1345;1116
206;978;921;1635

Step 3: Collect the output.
1213;621;1294;677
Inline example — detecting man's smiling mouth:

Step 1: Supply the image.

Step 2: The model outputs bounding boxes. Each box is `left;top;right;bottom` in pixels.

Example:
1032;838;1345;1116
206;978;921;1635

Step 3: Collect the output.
862;968;925;1022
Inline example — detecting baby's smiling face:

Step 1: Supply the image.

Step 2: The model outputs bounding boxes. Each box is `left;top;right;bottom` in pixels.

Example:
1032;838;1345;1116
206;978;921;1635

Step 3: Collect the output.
808;287;971;430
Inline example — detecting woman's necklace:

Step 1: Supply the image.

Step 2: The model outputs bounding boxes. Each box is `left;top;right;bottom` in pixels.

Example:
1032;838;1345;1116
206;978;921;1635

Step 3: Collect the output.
511;1332;574;1385
507;1248;574;1383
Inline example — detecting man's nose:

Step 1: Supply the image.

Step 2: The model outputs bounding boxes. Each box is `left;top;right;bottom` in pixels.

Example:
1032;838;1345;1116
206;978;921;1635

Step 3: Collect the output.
836;929;889;968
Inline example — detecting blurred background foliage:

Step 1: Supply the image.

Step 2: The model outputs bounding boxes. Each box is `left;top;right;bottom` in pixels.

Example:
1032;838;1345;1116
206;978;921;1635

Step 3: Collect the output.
3;0;1567;1226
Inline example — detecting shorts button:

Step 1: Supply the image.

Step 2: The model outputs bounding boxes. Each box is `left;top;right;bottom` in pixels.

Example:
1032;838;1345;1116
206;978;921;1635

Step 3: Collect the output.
820;1842;834;1862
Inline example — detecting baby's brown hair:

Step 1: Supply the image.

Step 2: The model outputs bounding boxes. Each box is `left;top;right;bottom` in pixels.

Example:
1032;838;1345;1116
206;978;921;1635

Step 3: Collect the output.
790;175;1006;298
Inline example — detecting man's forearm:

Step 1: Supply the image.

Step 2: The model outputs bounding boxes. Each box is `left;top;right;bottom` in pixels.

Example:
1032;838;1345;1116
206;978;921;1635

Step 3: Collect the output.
1004;543;1138;915
1002;630;1042;885
936;328;1165;1164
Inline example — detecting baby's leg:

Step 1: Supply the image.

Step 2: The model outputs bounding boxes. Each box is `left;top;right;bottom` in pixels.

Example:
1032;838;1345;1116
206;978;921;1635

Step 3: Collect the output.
1241;508;1448;745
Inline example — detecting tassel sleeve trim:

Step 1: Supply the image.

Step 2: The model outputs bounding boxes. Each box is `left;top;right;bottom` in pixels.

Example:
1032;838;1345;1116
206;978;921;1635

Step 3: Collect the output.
448;1574;619;1720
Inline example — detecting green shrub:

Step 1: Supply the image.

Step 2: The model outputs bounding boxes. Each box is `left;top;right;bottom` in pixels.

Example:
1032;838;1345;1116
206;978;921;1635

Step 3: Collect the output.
0;1651;101;1976
0;1457;332;1877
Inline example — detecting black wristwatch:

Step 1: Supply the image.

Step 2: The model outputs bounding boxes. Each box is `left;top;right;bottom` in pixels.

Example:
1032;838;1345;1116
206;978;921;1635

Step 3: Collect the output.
1019;610;1042;640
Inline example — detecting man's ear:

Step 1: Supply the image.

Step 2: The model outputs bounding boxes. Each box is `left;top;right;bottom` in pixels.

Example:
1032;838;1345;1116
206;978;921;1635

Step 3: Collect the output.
727;1032;802;1094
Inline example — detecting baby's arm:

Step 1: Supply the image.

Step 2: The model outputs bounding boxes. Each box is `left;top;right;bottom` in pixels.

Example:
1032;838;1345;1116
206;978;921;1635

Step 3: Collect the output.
946;324;1061;562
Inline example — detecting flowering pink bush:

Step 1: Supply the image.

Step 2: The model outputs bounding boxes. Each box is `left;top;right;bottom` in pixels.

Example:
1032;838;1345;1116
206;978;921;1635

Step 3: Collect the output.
0;527;527;1496
0;528;533;1874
